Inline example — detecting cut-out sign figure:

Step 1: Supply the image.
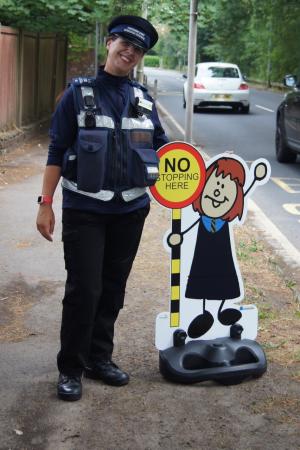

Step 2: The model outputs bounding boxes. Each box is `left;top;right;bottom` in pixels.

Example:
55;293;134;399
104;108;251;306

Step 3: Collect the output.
151;142;271;350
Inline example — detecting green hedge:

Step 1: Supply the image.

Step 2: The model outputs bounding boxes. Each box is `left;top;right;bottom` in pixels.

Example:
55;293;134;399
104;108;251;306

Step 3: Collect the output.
144;55;160;67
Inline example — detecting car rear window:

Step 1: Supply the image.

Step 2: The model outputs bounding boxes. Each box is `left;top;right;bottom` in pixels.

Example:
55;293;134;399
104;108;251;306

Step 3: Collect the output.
198;66;239;78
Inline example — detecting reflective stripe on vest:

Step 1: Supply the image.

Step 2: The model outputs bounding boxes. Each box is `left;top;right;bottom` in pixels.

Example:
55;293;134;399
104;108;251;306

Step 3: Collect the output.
67;81;155;200
133;87;144;101
77;113;115;128
121;117;154;130
121;187;147;202
62;178;146;202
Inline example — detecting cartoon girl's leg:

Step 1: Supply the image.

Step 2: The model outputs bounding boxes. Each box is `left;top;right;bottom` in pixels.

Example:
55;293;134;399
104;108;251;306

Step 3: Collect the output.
217;299;242;326
187;300;214;338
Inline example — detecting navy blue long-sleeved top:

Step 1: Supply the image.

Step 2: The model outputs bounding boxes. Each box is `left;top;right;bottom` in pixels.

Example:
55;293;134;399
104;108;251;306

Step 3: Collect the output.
47;68;168;214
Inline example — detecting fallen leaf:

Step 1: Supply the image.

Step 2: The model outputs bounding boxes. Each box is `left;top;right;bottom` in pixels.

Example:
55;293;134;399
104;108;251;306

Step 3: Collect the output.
14;429;23;435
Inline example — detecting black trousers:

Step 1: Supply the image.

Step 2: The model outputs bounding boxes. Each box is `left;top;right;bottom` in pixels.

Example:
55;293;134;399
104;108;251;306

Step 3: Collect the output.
57;205;150;376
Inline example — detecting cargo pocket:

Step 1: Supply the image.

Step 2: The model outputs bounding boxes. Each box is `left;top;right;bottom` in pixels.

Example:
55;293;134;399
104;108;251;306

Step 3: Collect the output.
131;147;159;187
77;130;108;193
62;228;80;272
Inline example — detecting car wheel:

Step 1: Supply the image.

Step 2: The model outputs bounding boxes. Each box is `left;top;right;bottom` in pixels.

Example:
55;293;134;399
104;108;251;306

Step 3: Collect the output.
241;104;250;114
183;90;186;109
276;116;297;163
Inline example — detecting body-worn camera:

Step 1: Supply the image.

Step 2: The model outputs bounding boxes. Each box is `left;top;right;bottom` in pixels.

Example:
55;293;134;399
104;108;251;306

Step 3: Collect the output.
84;110;96;128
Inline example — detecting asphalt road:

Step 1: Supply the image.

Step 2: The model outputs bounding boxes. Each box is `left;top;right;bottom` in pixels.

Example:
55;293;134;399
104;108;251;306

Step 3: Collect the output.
145;67;300;261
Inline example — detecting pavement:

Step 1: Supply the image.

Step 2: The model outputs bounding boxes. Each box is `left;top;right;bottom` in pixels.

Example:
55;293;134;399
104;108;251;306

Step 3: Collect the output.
0;115;299;450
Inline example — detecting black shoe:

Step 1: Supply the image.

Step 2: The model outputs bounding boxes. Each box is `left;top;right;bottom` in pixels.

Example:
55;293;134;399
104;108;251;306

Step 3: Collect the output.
84;360;129;386
57;373;82;401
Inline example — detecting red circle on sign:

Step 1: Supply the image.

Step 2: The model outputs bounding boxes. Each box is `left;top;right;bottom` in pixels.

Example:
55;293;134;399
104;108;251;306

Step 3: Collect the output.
150;141;206;208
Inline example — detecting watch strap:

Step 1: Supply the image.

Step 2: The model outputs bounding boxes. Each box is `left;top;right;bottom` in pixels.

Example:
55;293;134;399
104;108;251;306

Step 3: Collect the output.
37;195;53;205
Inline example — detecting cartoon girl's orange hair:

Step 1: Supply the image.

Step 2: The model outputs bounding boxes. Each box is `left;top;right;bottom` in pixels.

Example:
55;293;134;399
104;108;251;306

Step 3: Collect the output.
193;157;245;221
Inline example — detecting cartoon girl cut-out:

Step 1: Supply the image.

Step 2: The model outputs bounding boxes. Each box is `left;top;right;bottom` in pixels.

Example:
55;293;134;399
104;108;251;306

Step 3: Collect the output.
167;156;270;339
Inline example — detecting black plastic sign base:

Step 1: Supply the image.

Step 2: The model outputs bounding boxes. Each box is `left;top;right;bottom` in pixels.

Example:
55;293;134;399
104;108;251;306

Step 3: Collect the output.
159;335;267;385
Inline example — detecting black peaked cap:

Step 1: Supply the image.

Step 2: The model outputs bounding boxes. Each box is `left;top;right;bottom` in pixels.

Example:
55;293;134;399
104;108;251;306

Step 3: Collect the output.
108;15;159;51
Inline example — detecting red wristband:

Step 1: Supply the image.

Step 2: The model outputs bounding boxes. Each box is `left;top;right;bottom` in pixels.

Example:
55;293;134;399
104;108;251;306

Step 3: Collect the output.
37;195;53;205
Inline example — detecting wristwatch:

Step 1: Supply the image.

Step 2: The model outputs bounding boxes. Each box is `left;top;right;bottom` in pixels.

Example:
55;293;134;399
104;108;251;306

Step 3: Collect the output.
37;195;53;205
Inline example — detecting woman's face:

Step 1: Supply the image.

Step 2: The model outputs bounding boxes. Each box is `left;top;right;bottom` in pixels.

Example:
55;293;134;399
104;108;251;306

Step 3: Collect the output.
200;168;238;218
104;36;144;77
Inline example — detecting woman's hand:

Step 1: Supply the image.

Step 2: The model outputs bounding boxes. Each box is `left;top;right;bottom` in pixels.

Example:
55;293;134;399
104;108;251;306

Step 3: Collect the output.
36;205;55;242
36;165;61;241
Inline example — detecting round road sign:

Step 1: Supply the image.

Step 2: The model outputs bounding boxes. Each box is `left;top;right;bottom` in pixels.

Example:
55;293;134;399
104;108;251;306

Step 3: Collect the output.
150;141;206;209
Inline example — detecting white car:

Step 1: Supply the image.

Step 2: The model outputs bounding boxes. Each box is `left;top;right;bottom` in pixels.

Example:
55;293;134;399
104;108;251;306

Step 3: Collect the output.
183;62;250;113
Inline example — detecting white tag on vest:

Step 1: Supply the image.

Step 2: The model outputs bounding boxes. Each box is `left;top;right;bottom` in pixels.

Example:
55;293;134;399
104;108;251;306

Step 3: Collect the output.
137;97;153;112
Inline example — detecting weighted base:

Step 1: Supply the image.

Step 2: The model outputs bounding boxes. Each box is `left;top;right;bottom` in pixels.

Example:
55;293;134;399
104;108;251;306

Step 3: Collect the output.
159;335;267;385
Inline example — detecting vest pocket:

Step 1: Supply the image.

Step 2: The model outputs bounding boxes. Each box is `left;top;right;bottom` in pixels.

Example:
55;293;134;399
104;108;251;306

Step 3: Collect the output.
131;148;159;187
62;149;77;182
77;129;108;193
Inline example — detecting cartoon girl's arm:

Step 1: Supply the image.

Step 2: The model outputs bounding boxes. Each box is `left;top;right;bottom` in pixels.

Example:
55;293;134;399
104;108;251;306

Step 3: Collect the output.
244;161;269;197
167;217;201;247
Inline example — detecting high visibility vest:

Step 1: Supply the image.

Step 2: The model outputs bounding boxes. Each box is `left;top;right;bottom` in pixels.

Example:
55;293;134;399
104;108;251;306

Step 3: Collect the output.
61;77;159;202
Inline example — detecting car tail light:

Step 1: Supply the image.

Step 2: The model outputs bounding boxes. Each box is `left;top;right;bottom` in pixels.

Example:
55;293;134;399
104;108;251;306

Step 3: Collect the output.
194;82;205;89
239;82;249;90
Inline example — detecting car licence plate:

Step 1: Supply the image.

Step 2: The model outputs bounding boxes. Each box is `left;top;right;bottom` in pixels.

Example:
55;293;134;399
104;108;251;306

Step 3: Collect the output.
212;94;232;100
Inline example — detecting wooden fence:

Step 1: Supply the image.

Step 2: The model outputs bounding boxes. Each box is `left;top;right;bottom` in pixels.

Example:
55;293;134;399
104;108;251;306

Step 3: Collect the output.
0;26;67;133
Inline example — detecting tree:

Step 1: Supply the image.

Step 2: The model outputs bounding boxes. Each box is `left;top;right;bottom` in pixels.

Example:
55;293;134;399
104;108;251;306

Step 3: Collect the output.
0;0;111;33
147;0;190;69
2;0;300;80
199;0;300;83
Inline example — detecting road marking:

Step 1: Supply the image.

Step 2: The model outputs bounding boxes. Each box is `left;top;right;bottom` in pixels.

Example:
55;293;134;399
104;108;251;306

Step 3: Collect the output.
272;177;300;193
283;203;300;216
157;100;185;135
156;101;210;160
255;104;274;113
157;99;300;268
249;199;300;268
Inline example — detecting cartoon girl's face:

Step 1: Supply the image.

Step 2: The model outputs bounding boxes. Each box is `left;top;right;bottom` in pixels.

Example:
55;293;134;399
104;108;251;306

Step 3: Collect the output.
201;169;238;218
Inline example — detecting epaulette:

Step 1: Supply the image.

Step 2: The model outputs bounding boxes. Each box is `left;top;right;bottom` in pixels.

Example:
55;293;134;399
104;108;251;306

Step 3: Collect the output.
70;77;97;87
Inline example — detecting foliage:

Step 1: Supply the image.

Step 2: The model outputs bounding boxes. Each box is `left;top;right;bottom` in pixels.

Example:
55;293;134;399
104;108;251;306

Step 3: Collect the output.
68;33;92;62
0;0;110;33
0;0;146;33
149;0;300;81
1;0;300;81
199;0;300;83
147;0;190;70
144;55;160;68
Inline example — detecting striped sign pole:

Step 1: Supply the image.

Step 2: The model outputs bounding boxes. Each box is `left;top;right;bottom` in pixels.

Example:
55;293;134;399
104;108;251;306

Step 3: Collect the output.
150;141;206;330
170;208;181;327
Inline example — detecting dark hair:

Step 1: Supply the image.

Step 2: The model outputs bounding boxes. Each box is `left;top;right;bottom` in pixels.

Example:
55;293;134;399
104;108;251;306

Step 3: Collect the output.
105;34;118;44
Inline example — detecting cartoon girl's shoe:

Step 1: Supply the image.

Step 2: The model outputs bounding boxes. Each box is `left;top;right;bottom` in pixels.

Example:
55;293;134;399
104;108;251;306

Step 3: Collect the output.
187;311;214;338
218;308;242;326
